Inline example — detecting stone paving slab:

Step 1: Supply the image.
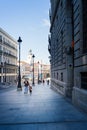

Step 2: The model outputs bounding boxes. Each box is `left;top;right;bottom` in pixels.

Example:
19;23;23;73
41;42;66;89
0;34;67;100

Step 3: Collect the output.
0;84;87;130
1;122;87;130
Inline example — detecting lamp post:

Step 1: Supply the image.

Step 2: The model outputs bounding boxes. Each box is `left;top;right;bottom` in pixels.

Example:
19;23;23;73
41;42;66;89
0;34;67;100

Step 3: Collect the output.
1;62;4;82
38;61;39;84
41;64;42;82
32;54;35;86
17;37;22;91
5;61;6;82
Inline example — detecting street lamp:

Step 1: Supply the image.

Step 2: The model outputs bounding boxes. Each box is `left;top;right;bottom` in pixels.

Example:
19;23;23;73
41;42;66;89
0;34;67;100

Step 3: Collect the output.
41;64;42;82
1;62;4;82
5;61;6;82
17;37;22;91
32;54;35;86
38;61;39;84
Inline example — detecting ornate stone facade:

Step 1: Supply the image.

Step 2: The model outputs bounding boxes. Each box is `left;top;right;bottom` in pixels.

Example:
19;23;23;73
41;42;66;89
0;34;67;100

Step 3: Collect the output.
0;28;17;83
49;0;87;112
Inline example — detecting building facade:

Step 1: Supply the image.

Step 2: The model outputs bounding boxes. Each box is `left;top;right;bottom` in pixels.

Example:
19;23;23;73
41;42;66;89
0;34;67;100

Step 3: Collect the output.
41;64;50;80
18;61;31;79
27;49;33;65
49;0;87;112
0;28;17;83
20;60;50;84
72;0;87;112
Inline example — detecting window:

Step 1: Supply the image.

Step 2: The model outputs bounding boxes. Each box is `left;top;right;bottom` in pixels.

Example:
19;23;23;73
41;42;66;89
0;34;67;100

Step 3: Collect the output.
0;45;2;50
54;72;55;78
0;56;1;63
60;1;63;8
61;31;63;63
81;72;87;90
61;72;63;81
57;72;58;80
82;1;87;53
0;35;2;42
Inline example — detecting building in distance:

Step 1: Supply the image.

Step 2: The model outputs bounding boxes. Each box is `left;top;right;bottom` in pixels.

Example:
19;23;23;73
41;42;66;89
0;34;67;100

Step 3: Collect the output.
0;28;17;84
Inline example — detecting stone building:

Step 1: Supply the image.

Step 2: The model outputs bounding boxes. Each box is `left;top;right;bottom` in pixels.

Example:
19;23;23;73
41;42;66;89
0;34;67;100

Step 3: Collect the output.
72;0;87;112
0;28;17;83
48;0;87;112
27;49;33;65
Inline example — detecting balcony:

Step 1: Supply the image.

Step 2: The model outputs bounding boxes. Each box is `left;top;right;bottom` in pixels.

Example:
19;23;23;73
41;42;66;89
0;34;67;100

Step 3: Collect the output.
48;34;51;45
48;44;51;54
0;50;3;54
49;9;52;22
3;51;17;59
3;41;17;50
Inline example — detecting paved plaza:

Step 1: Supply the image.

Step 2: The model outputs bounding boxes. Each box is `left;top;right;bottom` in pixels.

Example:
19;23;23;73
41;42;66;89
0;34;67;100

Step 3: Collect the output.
0;84;87;130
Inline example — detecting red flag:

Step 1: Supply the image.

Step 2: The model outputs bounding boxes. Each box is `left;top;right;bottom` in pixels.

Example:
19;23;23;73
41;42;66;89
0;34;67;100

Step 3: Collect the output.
72;40;74;48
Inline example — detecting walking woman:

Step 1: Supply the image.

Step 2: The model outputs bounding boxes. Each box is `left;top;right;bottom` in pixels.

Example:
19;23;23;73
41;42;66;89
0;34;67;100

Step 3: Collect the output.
24;80;29;94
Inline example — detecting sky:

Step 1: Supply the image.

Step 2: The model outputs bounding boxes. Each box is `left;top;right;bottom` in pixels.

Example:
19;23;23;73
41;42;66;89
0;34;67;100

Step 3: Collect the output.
0;0;50;64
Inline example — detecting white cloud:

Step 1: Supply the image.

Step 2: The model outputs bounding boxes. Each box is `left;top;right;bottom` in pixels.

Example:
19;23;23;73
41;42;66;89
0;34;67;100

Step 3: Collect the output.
42;19;50;27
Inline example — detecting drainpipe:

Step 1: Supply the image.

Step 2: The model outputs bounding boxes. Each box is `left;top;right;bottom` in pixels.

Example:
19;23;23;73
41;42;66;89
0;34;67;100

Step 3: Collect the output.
71;1;74;87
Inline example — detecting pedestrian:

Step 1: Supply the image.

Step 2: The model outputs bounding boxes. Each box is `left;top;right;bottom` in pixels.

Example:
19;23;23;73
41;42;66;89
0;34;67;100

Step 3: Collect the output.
47;79;49;85
29;85;32;93
24;80;29;94
43;79;45;85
